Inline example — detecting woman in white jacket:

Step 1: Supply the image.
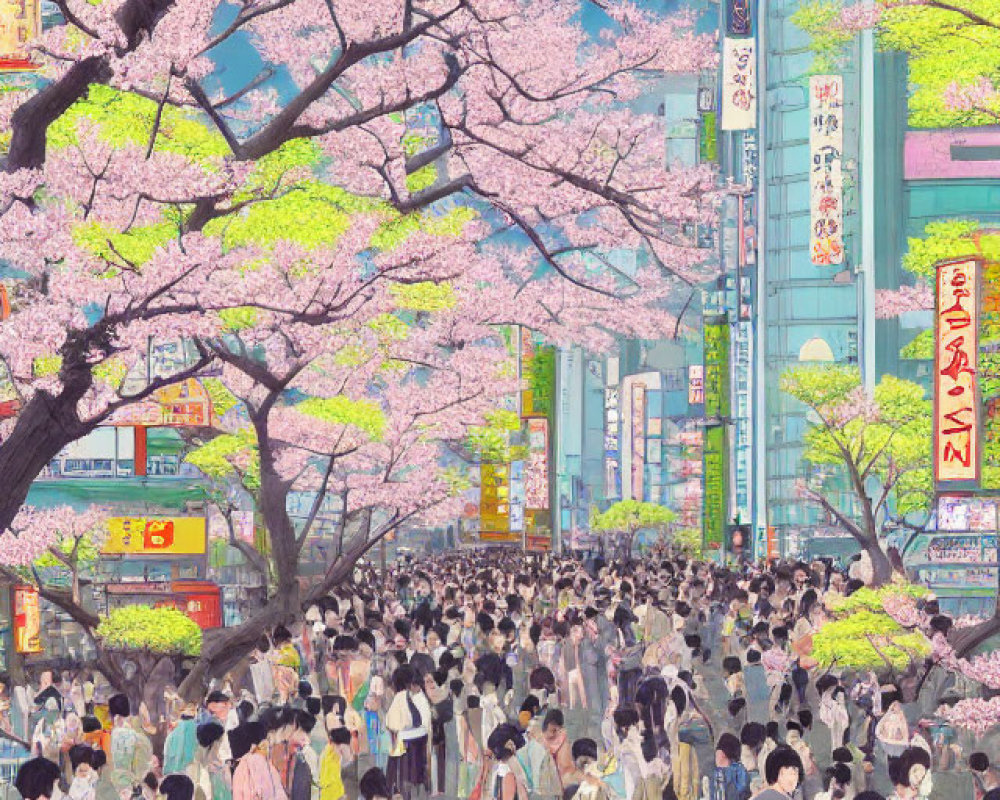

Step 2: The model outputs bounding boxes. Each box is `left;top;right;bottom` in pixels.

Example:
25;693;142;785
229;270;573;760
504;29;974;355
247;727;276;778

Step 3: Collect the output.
386;665;433;800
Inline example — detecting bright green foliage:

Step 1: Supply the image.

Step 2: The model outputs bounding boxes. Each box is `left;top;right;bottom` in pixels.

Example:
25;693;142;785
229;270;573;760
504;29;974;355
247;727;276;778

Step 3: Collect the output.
92;357;130;389
96;606;202;655
296;396;385;440
467;409;522;463
185;429;260;489
824;581;930;614
811;608;930;669
218;307;260;332
390;282;456;312
72;219;179;270
49;85;230;160
671;527;704;558
591;499;676;533
793;0;1000;127
781;365;933;520
370;206;477;251
203;379;240;418
876;0;1000;128
790;0;857;73
902;220;982;281
900;329;933;360
32;355;62;378
34;533;102;569
205;180;355;250
405;165;438;194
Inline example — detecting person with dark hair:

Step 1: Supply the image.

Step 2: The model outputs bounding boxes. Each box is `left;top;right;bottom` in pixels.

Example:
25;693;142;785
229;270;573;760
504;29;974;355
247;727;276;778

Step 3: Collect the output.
188;722;231;800
158;774;195;800
67;744;96;800
887;747;931;800
742;649;769;725
971;752;1000;799
711;733;750;800
231;721;286;800
107;693;154;798
164;703;199;776
542;709;580;790
384;665;431;800
15;757;63;800
359;767;392;800
756;746;804;800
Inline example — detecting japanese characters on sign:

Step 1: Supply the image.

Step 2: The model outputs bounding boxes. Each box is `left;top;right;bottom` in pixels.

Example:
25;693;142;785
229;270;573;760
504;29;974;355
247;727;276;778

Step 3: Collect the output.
721;39;756;131
727;0;752;36
934;259;981;485
703;317;731;548
809;76;844;266
102;517;208;555
688;365;705;405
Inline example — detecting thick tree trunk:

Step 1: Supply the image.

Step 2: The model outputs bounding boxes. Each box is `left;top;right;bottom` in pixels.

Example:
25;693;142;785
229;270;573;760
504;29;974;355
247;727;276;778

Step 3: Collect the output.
863;537;894;587
0;388;90;531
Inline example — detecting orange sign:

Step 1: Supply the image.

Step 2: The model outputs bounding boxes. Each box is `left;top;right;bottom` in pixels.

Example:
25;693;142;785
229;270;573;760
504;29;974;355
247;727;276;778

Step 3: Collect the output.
107;379;214;427
13;585;41;653
102;516;207;555
935;258;981;485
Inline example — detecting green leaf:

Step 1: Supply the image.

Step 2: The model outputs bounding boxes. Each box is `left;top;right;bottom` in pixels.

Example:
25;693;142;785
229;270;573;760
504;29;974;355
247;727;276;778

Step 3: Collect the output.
296;396;386;440
96;605;202;656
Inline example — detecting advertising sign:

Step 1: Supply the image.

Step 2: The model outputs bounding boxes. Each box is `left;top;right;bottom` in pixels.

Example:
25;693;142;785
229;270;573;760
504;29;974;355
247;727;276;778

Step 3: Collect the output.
631;386;646;501
809;75;844;266
726;0;752;35
509;461;525;533
934;258;981;486
13;585;41;653
938;496;998;531
480;464;514;541
102;517;208;555
980;262;1000;482
721;39;756;131
108;379;214;427
525;419;549;509
703;316;730;548
688;365;705;405
0;0;39;68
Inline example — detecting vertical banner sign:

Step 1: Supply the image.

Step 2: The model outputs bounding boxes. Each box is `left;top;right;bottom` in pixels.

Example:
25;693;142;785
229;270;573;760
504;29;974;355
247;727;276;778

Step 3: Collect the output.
688;365;705;405
480;464;513;541
721;39;756;131
703;317;731;548
525;419;550;508
979;262;1000;474
809;76;844;266
631;386;646;502
13;586;41;653
727;0;752;35
935;259;981;486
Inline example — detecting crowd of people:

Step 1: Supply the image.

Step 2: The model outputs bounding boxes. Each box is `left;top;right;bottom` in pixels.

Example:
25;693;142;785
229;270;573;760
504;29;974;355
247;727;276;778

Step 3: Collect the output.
2;546;999;800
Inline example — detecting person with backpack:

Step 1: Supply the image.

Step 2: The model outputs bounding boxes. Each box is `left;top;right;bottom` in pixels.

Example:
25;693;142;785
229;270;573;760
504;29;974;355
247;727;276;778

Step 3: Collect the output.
709;734;750;800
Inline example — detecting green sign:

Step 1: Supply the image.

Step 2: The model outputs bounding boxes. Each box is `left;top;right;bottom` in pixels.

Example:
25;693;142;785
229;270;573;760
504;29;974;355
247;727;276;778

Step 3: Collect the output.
703;316;730;547
700;112;718;164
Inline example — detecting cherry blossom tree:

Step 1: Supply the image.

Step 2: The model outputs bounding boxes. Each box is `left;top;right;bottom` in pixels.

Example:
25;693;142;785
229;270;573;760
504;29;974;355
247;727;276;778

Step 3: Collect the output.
781;365;931;585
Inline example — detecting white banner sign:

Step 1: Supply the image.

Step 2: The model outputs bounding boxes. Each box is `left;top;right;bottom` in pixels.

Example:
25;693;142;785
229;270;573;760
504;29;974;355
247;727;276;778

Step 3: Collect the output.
721;39;756;131
809;75;844;265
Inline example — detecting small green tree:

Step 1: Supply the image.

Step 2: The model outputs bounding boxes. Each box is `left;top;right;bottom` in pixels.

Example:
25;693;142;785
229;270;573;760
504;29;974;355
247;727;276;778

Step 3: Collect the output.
96;606;203;707
812;584;931;671
591;500;675;560
780;365;931;585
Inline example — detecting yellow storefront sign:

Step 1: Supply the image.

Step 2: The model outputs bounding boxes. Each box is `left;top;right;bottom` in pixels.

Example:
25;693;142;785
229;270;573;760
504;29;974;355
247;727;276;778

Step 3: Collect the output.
102;517;207;555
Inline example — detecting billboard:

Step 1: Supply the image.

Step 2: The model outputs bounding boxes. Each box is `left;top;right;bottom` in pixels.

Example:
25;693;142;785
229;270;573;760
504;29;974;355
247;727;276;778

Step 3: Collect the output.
938;496;998;532
726;0;752;35
480;464;514;541
703;316;730;548
934;258;981;486
809;75;844;266
525;419;549;509
0;0;39;69
102;517;208;555
13;586;41;654
108;379;214;427
721;39;756;131
631;386;646;501
688;365;705;405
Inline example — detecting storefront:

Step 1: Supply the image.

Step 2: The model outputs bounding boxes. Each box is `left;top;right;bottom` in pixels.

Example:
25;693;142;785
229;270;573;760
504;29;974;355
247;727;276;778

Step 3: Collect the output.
105;580;222;629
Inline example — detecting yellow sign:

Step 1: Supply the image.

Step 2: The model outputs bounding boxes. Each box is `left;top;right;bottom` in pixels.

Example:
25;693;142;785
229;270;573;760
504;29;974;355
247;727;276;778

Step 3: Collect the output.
13;586;41;653
0;0;39;66
103;517;207;555
480;464;511;535
935;258;980;485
